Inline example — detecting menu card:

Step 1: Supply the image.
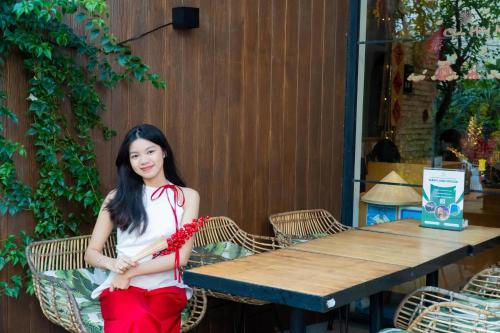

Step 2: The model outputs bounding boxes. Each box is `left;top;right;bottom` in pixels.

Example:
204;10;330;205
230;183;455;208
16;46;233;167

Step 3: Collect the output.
421;168;467;231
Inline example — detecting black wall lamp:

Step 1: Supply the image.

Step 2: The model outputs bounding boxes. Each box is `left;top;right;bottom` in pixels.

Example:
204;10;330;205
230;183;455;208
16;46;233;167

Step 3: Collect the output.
172;7;199;29
119;7;199;45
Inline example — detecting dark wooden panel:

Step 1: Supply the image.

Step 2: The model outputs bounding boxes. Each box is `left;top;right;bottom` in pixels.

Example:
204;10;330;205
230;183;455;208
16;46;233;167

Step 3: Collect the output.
255;0;273;235
1;0;349;330
227;0;245;225
319;0;336;211
282;0;300;211
241;0;259;232
211;0;230;217
295;0;313;208
331;0;348;217
196;0;215;215
267;0;287;221
306;0;325;208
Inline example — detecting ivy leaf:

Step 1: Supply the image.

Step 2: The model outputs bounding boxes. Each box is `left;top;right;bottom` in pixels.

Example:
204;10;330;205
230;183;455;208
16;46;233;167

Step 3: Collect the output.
75;12;86;23
8;206;18;216
11;275;22;286
0;257;5;271
4;286;20;298
43;49;52;60
117;54;128;66
90;29;100;41
85;20;93;30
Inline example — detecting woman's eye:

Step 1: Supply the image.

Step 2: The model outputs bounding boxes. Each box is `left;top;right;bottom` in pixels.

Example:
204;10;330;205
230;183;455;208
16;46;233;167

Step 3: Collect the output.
147;150;155;155
130;154;138;159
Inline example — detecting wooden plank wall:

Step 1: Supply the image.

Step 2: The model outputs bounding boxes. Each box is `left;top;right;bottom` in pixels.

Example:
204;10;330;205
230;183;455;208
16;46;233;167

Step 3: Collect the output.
1;0;348;332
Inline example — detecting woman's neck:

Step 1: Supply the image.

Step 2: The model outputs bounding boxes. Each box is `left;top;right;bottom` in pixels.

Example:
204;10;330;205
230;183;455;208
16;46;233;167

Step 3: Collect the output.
143;175;170;188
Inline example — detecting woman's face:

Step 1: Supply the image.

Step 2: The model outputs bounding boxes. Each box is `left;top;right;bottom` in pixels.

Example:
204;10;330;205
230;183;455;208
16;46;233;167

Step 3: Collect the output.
129;138;166;185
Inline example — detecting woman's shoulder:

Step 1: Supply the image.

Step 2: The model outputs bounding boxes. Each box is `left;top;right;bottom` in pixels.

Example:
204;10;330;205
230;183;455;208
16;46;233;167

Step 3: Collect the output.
180;187;199;200
104;189;117;203
179;187;199;206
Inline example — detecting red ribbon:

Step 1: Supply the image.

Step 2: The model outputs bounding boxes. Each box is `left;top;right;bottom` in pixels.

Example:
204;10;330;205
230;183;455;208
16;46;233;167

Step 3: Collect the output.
150;184;185;282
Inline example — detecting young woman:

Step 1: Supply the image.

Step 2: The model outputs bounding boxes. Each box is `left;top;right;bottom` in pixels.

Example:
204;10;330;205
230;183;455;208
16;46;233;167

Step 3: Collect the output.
85;124;200;333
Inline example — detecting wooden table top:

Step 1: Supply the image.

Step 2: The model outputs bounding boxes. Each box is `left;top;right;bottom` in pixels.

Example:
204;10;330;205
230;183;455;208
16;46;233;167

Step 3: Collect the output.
184;228;471;312
290;229;468;268
359;219;500;252
185;248;409;312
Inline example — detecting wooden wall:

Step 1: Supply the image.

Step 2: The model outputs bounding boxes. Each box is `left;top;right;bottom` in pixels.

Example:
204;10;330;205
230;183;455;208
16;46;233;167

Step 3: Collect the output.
1;0;348;332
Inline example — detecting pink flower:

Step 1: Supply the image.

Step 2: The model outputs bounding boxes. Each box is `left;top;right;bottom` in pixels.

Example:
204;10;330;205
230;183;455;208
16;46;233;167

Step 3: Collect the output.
431;61;459;81
465;66;480;80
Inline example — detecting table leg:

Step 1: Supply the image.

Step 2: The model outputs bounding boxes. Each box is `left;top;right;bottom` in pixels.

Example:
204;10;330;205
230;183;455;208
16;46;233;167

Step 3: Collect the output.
369;292;383;333
426;270;439;287
289;307;306;333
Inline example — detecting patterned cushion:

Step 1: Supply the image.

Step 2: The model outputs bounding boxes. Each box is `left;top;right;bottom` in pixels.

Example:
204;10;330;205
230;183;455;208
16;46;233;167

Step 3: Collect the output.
43;268;103;333
291;232;329;244
378;329;410;333
43;268;192;332
188;241;254;268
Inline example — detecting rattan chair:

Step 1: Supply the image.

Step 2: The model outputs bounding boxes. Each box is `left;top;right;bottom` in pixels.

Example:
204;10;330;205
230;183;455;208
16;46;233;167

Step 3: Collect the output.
406;301;500;332
462;266;500;300
393;266;500;330
26;234;207;333
269;209;350;246
393;286;500;330
188;216;282;305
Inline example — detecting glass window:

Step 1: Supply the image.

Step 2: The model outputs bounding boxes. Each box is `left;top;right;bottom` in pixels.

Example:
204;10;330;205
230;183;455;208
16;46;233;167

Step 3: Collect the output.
354;0;500;228
353;0;500;293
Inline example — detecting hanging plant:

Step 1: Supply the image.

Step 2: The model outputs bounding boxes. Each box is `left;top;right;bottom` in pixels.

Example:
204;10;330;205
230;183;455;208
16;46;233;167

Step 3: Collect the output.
0;0;165;298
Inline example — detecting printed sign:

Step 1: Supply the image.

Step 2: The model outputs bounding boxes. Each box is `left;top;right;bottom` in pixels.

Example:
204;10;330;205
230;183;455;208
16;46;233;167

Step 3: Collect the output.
421;168;467;230
366;204;397;225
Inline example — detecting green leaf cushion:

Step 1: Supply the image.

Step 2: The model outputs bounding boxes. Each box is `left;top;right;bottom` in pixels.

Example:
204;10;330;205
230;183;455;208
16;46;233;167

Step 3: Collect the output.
291;232;329;244
43;268;103;333
42;268;192;332
188;241;254;268
378;329;410;333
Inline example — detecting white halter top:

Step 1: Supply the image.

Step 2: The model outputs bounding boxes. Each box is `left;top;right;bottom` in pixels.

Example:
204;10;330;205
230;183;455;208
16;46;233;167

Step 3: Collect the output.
91;185;192;299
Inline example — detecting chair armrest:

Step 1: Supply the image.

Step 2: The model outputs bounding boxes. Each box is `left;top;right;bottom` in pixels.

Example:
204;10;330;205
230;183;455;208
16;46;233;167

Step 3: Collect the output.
462;267;500;300
394;286;499;329
181;287;207;332
408;301;500;332
240;233;284;253
32;271;87;333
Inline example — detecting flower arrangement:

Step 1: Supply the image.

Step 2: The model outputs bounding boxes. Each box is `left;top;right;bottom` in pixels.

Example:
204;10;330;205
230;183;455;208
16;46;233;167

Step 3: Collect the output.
431;60;459;81
448;116;499;165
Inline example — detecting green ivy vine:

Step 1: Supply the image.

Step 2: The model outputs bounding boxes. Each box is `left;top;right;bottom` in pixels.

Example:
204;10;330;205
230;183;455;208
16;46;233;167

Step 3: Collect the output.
0;0;165;297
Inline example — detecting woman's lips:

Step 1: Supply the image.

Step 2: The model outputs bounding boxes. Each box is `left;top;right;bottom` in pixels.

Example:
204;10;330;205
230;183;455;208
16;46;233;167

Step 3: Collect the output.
140;165;154;172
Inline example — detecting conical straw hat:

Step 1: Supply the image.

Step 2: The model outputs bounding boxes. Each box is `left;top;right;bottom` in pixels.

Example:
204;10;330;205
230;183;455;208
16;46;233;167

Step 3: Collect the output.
362;171;421;205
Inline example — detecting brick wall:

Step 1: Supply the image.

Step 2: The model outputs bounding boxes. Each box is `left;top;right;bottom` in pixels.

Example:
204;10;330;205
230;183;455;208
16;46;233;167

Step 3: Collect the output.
394;44;437;162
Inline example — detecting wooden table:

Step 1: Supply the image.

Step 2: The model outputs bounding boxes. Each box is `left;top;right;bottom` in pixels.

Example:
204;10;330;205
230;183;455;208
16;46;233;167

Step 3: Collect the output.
359;219;500;254
184;228;470;333
360;219;500;287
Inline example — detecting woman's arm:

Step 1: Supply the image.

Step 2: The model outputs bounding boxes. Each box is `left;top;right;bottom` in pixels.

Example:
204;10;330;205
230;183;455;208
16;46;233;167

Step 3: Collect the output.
84;191;136;274
111;188;200;289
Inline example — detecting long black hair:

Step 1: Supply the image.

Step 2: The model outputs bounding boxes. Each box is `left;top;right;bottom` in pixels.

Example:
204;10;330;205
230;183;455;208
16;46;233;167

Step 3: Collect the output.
106;124;185;234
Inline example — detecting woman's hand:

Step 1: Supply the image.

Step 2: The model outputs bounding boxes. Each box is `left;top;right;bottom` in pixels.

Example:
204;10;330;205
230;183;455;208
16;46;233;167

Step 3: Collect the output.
108;256;137;274
110;273;131;291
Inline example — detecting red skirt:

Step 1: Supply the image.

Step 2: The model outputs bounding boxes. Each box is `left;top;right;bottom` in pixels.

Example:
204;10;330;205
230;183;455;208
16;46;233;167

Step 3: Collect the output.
99;286;187;333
